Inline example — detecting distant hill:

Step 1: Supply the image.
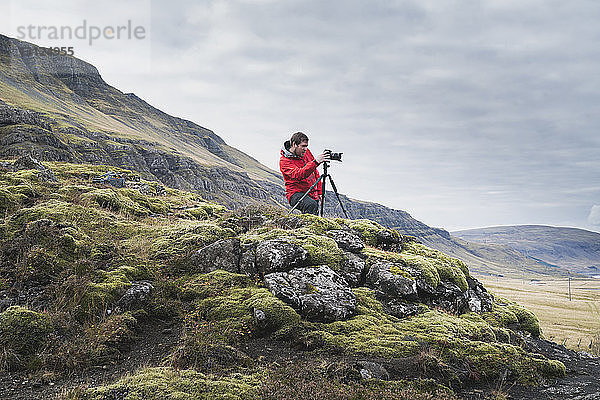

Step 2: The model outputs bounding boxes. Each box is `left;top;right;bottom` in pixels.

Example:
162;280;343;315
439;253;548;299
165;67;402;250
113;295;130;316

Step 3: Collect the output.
453;225;600;277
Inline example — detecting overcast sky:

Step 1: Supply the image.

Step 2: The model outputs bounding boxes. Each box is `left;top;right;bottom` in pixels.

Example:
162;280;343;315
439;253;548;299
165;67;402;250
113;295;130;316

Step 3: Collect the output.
3;0;600;232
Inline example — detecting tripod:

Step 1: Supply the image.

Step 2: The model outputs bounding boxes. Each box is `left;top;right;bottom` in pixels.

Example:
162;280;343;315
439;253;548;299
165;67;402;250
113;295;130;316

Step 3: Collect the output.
287;161;348;218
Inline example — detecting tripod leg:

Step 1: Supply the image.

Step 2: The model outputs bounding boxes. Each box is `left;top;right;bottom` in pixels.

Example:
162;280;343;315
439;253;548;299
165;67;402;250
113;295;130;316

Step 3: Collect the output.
327;175;349;218
320;163;328;217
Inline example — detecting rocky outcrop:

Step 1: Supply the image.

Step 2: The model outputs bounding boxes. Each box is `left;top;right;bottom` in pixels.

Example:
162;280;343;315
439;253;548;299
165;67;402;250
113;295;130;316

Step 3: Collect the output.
253;239;309;275
264;266;356;322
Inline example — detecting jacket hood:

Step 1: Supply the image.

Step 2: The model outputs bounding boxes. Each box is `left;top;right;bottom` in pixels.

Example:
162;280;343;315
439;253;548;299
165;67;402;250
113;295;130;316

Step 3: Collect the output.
281;140;299;158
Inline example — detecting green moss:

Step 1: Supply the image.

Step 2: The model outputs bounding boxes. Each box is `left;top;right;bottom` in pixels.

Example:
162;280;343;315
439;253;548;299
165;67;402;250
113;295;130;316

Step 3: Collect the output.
296;213;342;234
301;235;344;270
151;223;235;269
447;341;565;384
79;266;136;318
483;298;541;337
84;367;260;400
303;288;559;384
0;187;25;212
337;218;393;246
193;286;300;340
7;199;118;241
402;243;469;291
120;188;170;215
388;264;416;280
362;247;440;288
179;270;253;300
241;227;344;270
81;188;150;216
87;312;139;364
184;203;227;220
0;306;52;370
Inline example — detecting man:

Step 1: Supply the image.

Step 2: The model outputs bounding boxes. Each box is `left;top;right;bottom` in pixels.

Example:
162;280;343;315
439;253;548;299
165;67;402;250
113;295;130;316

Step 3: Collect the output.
280;132;327;215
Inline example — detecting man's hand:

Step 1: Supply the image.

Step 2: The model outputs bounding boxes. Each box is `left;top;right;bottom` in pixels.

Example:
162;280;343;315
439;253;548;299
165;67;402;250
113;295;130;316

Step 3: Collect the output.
315;153;328;164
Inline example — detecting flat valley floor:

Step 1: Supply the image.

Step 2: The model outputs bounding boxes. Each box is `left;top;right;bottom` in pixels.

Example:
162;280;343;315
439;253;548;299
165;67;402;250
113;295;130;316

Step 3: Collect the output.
477;276;600;353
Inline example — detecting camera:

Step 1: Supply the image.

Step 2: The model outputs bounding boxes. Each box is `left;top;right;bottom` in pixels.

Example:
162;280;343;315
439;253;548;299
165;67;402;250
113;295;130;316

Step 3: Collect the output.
324;149;343;162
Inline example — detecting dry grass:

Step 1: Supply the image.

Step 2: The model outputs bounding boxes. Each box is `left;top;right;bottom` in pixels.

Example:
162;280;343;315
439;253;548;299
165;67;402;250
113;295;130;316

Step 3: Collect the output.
477;274;600;352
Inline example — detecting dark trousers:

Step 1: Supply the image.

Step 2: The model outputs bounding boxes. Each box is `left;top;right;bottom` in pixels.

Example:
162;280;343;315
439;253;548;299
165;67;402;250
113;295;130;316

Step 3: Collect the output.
289;192;319;215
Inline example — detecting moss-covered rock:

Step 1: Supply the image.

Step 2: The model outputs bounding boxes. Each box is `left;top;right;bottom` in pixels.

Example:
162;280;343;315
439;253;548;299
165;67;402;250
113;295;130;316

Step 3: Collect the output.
0;306;52;370
337;218;399;247
401;242;469;291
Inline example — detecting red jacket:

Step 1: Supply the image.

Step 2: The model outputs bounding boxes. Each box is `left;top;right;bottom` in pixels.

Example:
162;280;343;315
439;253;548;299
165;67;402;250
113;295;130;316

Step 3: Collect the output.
280;144;322;202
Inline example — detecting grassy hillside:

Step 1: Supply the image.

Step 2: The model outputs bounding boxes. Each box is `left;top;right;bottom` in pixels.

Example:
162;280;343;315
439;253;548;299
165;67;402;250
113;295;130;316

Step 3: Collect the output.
0;160;568;399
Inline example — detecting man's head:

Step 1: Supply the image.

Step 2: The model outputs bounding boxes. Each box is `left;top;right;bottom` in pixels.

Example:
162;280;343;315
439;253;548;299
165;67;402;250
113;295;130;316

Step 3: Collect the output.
289;131;309;157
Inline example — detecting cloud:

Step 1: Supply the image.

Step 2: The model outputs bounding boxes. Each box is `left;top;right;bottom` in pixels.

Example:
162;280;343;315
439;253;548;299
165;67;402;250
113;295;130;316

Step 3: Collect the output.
588;205;600;226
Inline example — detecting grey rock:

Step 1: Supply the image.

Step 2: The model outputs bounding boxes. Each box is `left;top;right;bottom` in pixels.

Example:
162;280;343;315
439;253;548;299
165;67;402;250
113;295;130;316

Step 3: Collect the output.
429;282;468;314
375;229;402;251
356;361;389;380
366;261;418;300
383;299;420;319
239;242;257;276
466;276;493;313
328;229;365;253
115;281;154;311
339;251;366;287
189;238;241;274
264;266;356;322
252;307;267;330
255;239;308;275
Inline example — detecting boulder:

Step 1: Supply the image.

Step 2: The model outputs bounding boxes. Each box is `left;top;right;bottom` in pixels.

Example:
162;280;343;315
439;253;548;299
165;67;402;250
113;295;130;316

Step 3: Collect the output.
428;282;468;314
328;229;365;253
264;266;356;322
339;251;366;287
382;299;420;319
254;239;308;275
466;276;493;313
375;229;402;251
115;281;154;312
356;361;390;380
189;238;241;274
366;261;418;300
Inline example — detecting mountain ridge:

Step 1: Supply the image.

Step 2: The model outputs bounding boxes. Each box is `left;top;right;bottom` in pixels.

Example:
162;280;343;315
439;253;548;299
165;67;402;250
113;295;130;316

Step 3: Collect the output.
453;225;600;277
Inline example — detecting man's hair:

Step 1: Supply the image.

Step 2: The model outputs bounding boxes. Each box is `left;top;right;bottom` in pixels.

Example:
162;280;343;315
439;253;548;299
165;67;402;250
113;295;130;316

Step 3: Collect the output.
290;132;309;146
